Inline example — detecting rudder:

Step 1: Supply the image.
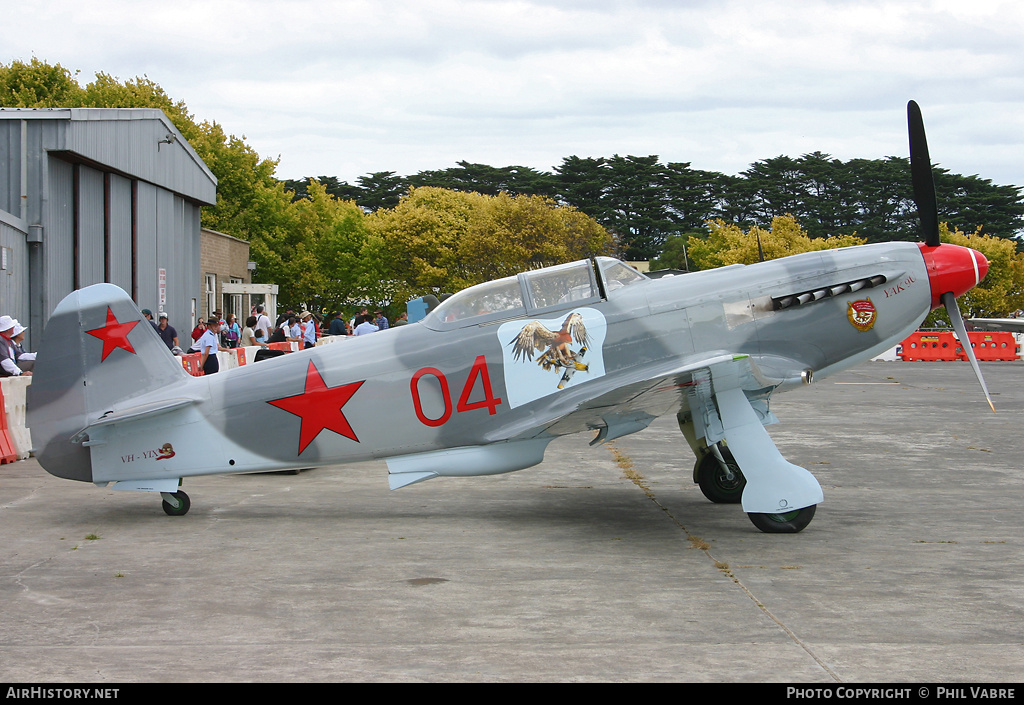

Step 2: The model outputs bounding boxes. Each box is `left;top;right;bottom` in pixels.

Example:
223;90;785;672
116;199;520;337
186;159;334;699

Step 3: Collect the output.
27;284;190;482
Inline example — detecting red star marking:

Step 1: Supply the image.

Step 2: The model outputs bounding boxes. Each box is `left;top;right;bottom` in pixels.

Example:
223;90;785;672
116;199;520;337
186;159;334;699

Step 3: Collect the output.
267;360;364;455
86;307;140;361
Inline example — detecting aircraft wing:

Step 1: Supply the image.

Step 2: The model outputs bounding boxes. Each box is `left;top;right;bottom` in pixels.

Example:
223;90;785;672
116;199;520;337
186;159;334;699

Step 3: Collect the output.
494;349;822;513
969;318;1024;334
387;351;789;491
499;351;791;444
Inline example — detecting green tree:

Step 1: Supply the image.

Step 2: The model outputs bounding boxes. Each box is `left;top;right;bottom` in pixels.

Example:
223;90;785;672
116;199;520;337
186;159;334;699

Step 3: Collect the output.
281;181;374;311
462;192;611;281
349;172;411;211
687;215;866;269
281;153;1024;266
82;72;196;139
741;155;812;225
553;155;677;260
923;224;1024;326
284;173;410;212
411;161;557;197
190;121;287;237
601;155;676;261
0;59;294;285
282;175;343;202
553;156;610;215
650;232;702;271
731;153;1024;246
365;187;612;302
366;187;477;297
0;58;84;106
933;170;1024;244
831;157;916;242
662;163;730;234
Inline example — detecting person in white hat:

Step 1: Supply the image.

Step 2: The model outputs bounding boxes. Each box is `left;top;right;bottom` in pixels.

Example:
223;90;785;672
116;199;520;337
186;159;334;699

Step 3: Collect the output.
0;315;31;377
11;321;35;369
300;311;317;349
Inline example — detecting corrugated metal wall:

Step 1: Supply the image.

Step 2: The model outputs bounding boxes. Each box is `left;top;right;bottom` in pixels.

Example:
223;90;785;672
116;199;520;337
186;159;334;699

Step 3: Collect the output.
108;173;132;292
0;110;215;349
77;164;105;287
44;157;75;314
0;120;21;216
0;218;29;320
0;119;29;328
135;183;201;331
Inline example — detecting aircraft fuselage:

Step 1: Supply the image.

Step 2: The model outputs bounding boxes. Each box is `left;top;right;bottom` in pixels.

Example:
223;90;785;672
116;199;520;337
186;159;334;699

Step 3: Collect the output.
53;242;936;488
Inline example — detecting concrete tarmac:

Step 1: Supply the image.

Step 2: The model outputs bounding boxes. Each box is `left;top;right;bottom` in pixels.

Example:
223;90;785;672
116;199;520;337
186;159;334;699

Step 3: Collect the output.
1;361;1022;683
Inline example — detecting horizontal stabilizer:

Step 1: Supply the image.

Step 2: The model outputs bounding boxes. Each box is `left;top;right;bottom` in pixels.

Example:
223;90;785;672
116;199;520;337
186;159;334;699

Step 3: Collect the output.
110;478;181;493
72;398;198;441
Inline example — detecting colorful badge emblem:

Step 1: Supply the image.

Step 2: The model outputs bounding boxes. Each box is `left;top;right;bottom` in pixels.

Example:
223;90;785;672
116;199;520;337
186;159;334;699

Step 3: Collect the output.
847;298;877;331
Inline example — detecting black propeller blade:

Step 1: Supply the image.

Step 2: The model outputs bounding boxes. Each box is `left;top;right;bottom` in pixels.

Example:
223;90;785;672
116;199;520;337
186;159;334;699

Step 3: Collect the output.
908;100;941;248
908;100;995;411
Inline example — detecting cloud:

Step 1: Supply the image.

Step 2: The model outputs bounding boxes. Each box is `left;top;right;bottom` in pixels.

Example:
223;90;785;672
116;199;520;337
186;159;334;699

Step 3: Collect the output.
6;0;1024;187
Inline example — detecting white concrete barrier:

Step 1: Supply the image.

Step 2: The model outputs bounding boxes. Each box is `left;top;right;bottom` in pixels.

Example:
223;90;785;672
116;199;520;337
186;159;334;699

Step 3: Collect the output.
217;350;236;371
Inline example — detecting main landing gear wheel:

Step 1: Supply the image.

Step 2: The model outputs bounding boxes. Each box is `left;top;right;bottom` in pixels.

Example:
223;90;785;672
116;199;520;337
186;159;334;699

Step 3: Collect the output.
697;448;746;504
747;505;816;533
161;490;191;516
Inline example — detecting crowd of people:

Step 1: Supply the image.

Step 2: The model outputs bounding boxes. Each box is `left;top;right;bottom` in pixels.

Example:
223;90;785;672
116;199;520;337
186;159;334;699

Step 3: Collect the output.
0;315;35;378
0;302;407;379
179;304;408;375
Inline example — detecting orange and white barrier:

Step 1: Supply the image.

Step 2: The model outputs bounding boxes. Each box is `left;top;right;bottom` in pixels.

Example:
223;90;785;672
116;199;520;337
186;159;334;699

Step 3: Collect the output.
899;330;1021;362
0;376;33;461
180;352;204;376
898;331;960;361
180;345;298;377
961;331;1020;362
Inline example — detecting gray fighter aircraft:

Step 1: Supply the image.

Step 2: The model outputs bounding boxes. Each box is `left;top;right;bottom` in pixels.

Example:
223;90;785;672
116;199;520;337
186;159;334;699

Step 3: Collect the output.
26;102;994;532
968;317;1024;334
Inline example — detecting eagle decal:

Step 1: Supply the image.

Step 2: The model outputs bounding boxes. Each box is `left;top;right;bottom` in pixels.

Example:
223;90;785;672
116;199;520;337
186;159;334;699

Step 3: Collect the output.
508;312;591;390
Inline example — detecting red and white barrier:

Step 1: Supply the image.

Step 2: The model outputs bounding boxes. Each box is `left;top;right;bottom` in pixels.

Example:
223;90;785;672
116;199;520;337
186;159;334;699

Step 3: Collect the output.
0;376;33;462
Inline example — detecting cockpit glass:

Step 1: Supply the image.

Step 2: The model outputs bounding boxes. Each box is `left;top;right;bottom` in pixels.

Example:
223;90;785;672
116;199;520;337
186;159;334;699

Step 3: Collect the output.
429;275;525;324
425;258;645;327
597;257;646;292
525;260;598;308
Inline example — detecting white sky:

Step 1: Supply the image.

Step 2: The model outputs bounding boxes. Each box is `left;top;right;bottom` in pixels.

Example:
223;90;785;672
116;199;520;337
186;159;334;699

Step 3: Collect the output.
8;0;1024;188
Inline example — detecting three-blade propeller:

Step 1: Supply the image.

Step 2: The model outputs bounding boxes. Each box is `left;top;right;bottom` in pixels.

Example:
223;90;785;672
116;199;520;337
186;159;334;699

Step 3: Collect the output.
908;100;995;412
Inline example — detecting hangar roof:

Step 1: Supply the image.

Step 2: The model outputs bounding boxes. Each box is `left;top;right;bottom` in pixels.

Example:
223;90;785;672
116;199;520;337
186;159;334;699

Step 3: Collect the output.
0;107;217;205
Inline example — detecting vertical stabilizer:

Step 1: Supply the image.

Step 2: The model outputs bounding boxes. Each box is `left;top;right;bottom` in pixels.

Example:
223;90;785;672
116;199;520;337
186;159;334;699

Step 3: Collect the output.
27;284;191;482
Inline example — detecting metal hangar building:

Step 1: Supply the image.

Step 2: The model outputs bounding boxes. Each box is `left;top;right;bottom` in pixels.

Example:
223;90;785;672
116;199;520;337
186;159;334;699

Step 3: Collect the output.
0;107;217;348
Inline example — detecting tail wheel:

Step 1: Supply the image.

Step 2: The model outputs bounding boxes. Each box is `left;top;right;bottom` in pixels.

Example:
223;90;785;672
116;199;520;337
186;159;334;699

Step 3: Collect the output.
697;448;745;504
161;490;191;516
747;505;816;533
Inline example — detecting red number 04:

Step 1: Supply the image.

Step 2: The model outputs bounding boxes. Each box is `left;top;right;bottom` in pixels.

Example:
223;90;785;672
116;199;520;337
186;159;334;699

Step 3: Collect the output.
410;355;502;427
